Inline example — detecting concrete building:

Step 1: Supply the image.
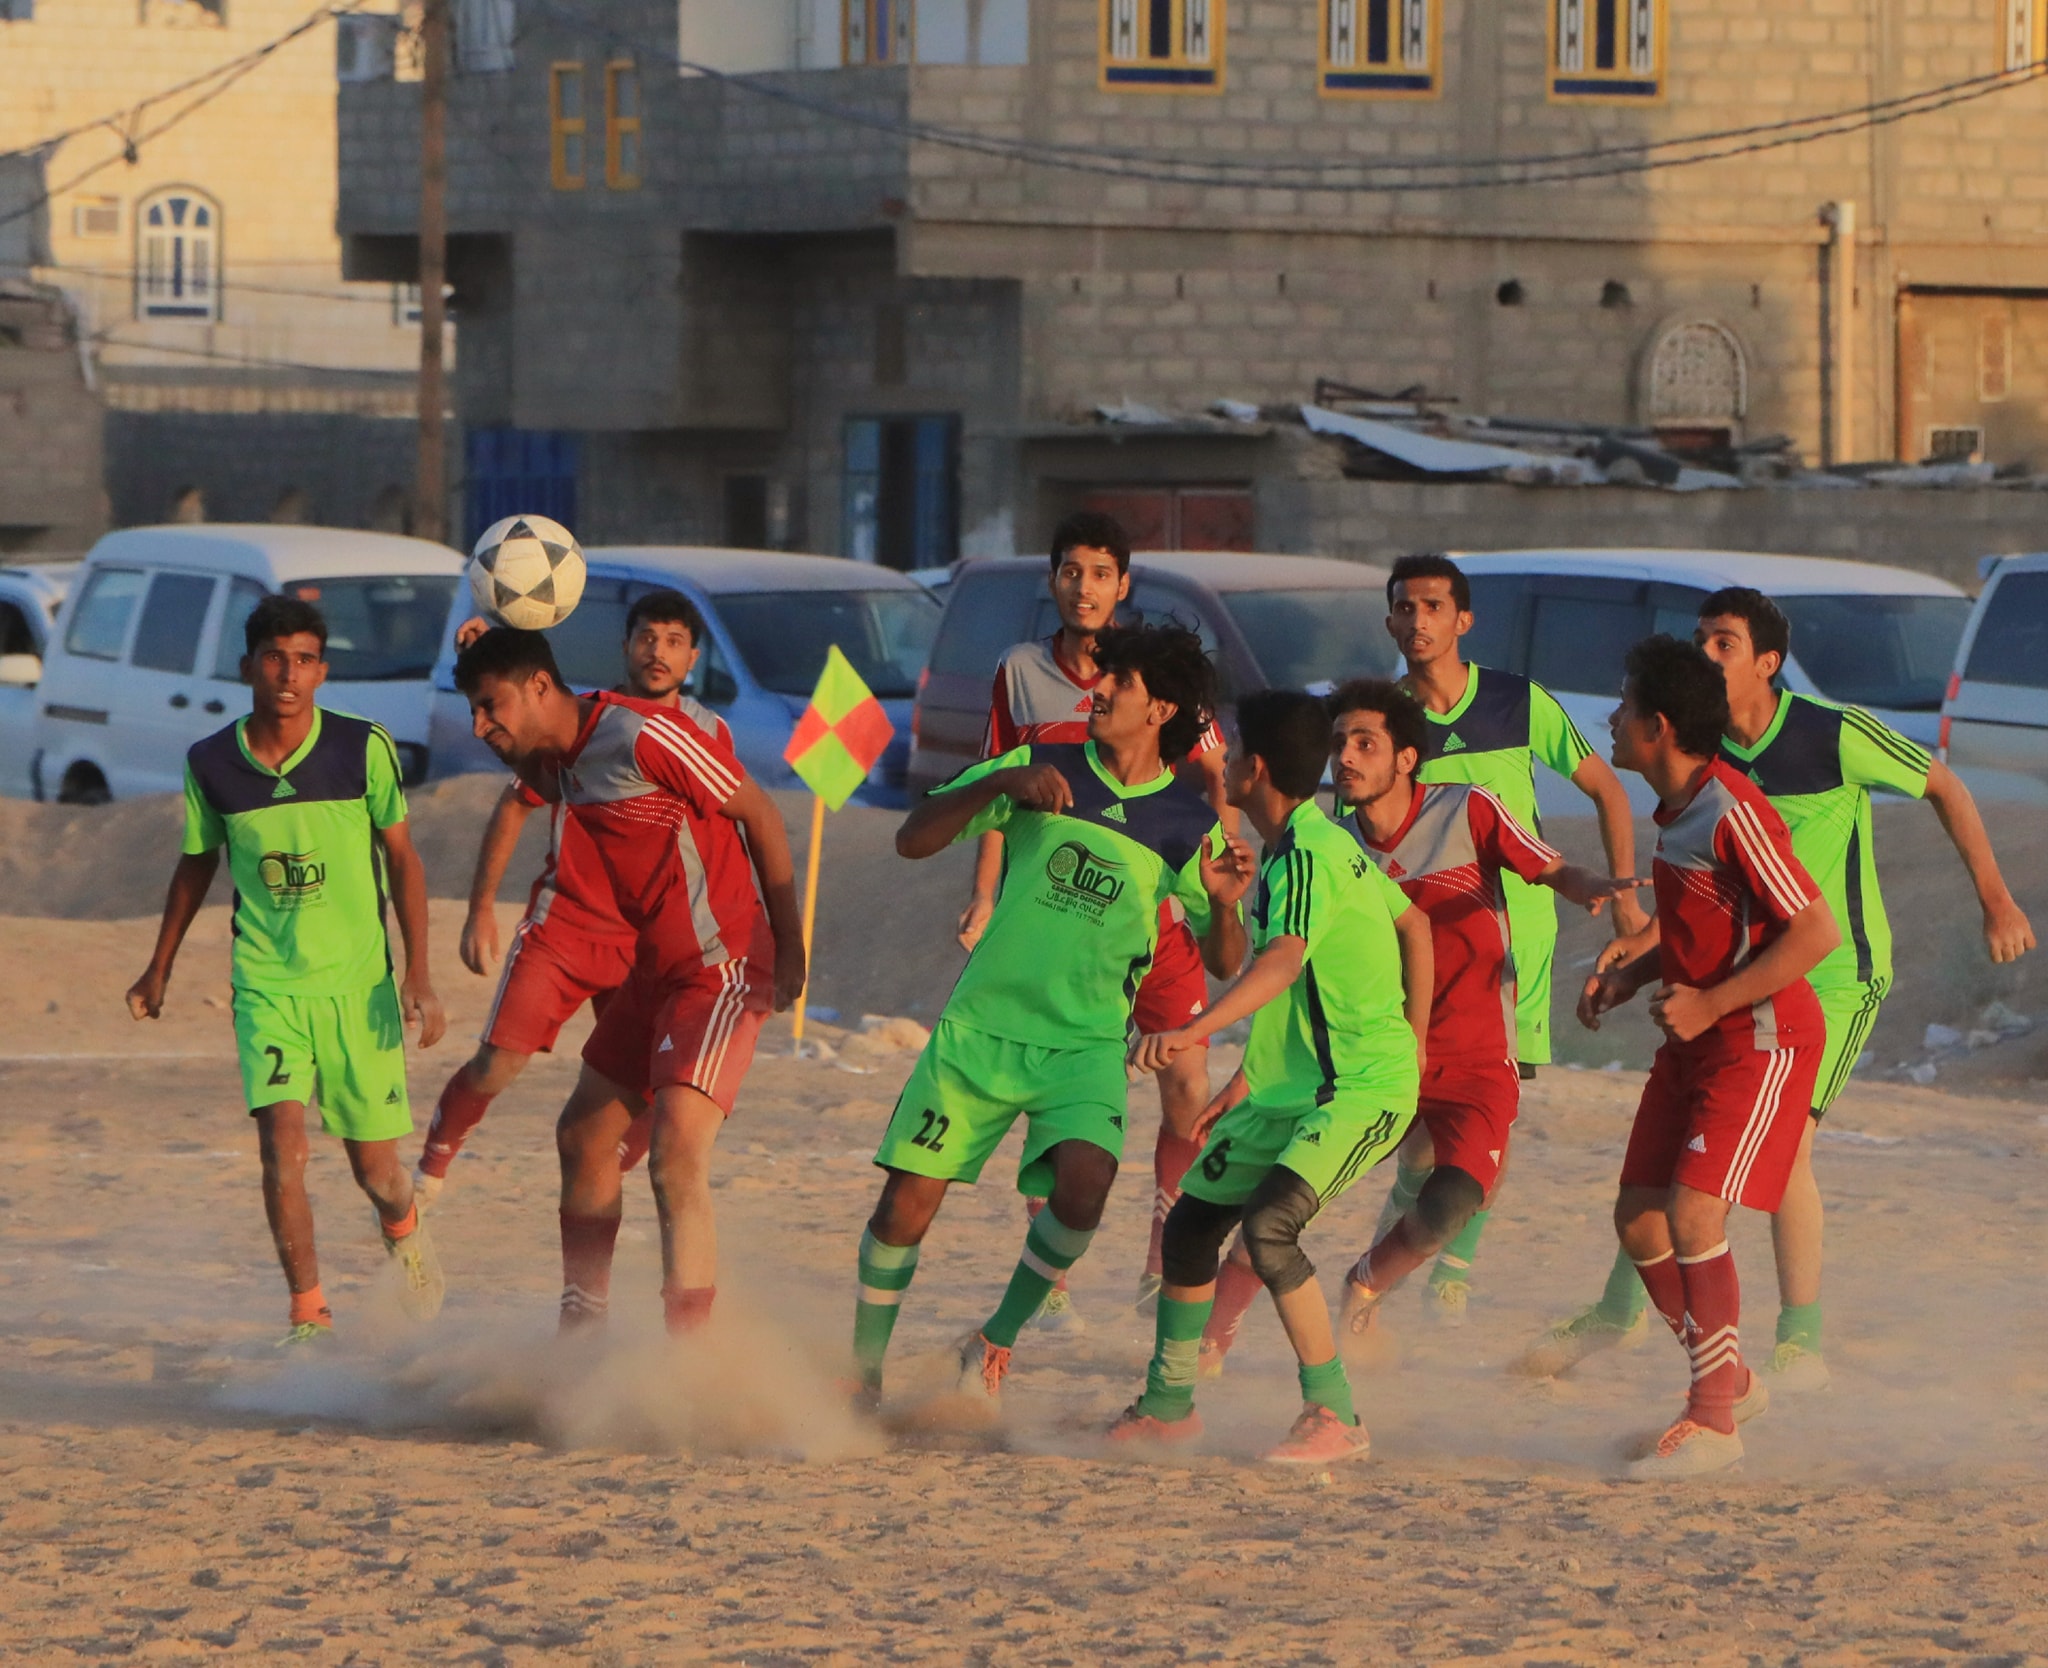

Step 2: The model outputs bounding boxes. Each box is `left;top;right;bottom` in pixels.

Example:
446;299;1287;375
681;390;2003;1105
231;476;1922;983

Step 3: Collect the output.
1;0;425;539
335;0;2048;562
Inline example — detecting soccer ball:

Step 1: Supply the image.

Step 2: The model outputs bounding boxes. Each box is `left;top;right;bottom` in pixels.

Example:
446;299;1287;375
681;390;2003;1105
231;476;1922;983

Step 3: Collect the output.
468;513;586;631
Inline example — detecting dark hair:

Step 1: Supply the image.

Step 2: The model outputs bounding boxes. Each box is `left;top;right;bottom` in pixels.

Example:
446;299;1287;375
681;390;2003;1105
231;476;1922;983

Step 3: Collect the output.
454;625;566;696
1236;689;1335;799
1092;621;1216;762
625;587;706;646
1327;677;1428;763
1623;634;1729;758
1697;586;1790;664
244;594;327;655
1386;552;1471;612
1049;510;1131;576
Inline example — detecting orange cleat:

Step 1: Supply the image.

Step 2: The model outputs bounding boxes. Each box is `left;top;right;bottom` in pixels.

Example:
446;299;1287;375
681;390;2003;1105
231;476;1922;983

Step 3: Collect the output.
1105;1401;1204;1448
1265;1402;1371;1466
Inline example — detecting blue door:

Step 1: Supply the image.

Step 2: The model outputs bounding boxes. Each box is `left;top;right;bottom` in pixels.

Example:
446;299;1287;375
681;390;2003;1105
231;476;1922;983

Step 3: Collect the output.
464;428;579;548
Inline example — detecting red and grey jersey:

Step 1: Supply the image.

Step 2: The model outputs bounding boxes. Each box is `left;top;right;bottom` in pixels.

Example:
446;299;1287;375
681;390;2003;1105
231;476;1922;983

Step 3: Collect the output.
554;691;770;980
1652;758;1825;1051
512;695;731;954
1343;783;1559;1067
986;635;1224;760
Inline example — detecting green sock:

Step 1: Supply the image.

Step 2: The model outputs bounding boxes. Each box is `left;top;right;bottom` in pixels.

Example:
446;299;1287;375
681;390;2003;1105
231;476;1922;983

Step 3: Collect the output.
1135;1295;1213;1421
853;1229;920;1389
1429;1208;1489;1289
1775;1301;1823;1354
1594;1245;1649;1327
1298;1356;1357;1426
982;1209;1095;1348
1372;1162;1429;1243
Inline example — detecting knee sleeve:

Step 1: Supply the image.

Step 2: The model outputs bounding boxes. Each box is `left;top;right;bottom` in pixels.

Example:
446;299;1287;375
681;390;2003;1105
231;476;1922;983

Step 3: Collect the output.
1413;1166;1486;1244
1241;1167;1324;1297
1160;1193;1239;1288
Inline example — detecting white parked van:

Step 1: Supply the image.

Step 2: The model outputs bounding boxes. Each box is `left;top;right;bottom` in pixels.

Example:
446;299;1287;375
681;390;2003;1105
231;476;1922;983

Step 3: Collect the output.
0;562;78;799
1940;551;2048;805
31;526;463;803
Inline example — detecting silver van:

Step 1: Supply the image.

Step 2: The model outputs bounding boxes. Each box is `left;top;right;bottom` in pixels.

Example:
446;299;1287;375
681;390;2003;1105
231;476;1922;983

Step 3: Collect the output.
1941;552;2048;805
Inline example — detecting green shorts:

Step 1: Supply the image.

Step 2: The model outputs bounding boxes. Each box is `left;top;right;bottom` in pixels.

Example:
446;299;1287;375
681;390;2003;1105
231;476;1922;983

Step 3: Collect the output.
1812;975;1890;1117
1181;1087;1415;1210
872;1018;1130;1197
1504;875;1558;1067
232;976;413;1142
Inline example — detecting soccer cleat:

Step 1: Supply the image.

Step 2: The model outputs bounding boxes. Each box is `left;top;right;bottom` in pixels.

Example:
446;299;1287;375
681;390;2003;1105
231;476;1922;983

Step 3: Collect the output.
837;1376;882;1419
383;1215;446;1322
1425;1275;1470;1328
1510;1304;1649;1379
1195;1338;1228;1380
1105;1400;1203;1448
952;1330;1010;1407
1026;1287;1086;1334
1265;1402;1372;1466
1133;1272;1163;1316
411;1163;444;1209
1732;1366;1770;1426
1761;1340;1831;1392
276;1319;333;1350
1625;1418;1743;1480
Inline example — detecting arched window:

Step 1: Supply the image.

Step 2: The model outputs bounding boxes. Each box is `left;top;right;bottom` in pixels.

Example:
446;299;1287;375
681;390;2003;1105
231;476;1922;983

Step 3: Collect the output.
1646;319;1747;429
137;188;220;319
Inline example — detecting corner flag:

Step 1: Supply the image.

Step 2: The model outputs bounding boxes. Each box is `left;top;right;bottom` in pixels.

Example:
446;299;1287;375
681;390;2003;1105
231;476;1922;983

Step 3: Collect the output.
783;646;895;812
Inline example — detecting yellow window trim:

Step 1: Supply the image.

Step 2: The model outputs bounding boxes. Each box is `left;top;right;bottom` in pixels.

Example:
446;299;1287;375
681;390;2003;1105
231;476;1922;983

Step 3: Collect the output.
550;61;587;190
844;0;911;65
1319;0;1440;100
1099;0;1226;94
1546;0;1667;105
605;58;641;191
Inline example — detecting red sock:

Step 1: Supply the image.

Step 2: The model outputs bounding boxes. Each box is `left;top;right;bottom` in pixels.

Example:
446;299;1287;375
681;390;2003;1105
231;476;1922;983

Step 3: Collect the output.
1677;1242;1742;1435
663;1285;715;1336
382;1203;418;1243
1024;1197;1068;1292
1358;1216;1432;1295
617;1113;653;1174
1632;1249;1688;1339
420;1071;493;1179
289;1285;331;1327
1200;1256;1265;1356
560;1211;622;1329
1147;1132;1203;1281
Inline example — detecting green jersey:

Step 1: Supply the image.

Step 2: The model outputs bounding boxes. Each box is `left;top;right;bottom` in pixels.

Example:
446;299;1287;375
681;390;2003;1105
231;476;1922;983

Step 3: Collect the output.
938;741;1220;1048
182;708;408;996
1243;800;1419;1107
1413;664;1593;825
1718;691;1931;990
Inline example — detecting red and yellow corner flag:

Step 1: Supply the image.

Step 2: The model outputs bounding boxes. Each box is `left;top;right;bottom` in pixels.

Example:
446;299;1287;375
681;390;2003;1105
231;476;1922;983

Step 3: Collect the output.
783;645;895;812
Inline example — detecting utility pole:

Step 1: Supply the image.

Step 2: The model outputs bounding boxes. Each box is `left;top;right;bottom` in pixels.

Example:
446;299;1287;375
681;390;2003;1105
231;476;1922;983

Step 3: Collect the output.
415;0;449;544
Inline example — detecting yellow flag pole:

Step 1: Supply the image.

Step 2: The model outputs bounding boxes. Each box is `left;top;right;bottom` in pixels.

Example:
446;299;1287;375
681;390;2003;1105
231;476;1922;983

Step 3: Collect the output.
790;791;826;1050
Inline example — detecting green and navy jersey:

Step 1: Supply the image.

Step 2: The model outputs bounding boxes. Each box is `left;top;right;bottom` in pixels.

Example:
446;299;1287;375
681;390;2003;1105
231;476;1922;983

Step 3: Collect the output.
182;708;408;996
1244;800;1419;1108
938;741;1221;1048
1718;691;1931;991
1413;664;1594;831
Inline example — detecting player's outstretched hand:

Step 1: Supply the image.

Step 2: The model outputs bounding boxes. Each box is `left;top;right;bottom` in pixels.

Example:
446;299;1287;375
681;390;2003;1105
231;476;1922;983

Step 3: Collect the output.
1647;982;1718;1044
773;942;807;1013
1200;835;1258;910
997;763;1074;815
956;894;993;952
125;968;167;1021
1129;1028;1197;1075
403;976;448;1050
453;615;489;652
460;905;501;976
1985;895;2036;965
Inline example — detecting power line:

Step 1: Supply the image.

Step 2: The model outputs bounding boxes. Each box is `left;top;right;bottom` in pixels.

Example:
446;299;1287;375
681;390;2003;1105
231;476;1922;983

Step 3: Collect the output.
92;331;417;379
16;260;411;307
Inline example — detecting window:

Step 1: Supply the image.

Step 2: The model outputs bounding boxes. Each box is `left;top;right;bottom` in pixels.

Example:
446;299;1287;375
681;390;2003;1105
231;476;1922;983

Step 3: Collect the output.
845;0;912;64
0;1;34;20
844;415;959;570
130;573;218;676
0;601;37;657
2007;0;2045;73
716;589;942;699
1778;594;1971;713
1980;308;2013;403
1102;0;1223;91
455;0;514;73
550;63;586;190
212;578;267;680
1965;572;2048;690
64;568;148;661
1647;320;1746;428
136;188;220;320
1322;0;1437;97
1551;0;1663;101
604;60;642;189
73;196;119;239
392;282;422;325
282;576;460;681
1927;424;1984;462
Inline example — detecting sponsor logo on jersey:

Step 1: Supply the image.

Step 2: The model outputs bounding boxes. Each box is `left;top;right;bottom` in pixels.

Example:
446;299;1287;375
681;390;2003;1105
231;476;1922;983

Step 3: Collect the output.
1103;802;1128;824
1044;839;1127;915
1442;734;1467;752
257;851;325;907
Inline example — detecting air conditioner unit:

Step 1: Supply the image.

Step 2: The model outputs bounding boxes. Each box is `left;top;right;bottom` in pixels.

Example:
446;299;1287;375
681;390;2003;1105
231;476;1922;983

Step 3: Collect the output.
73;197;120;239
1926;425;1985;463
337;12;400;81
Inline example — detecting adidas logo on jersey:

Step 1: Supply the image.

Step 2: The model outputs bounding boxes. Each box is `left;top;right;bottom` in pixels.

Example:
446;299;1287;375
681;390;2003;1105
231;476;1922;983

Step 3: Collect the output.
1489;1149;1501;1163
1301;1129;1322;1145
1384;859;1408;879
271;779;296;799
1687;1134;1707;1153
1441;734;1467;752
385;1087;401;1105
657;1035;675;1053
1103;802;1128;824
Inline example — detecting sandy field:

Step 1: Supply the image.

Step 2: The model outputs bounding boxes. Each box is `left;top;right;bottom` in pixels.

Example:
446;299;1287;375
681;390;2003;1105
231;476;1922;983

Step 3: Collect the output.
2;785;2046;1664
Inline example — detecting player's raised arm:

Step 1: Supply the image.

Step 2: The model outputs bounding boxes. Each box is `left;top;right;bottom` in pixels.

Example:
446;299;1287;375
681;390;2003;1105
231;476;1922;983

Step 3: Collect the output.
718;775;807;1012
462;783;539;974
895;749;1071;859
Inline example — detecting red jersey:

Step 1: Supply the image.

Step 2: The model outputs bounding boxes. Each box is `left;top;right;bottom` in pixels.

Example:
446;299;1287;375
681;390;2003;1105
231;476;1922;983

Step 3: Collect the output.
1651;758;1825;1051
1345;783;1559;1067
553;692;770;980
512;695;732;956
986;635;1224;760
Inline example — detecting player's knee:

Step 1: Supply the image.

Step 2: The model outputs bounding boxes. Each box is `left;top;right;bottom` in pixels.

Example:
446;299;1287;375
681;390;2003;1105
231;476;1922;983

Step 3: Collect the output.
1241;1168;1322;1297
1045;1141;1118;1229
1160;1193;1237;1288
871;1171;945;1245
1413;1166;1485;1246
470;1046;526;1097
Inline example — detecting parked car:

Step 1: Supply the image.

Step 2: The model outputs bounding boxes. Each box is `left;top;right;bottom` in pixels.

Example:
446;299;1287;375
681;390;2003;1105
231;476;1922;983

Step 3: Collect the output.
30;526;464;803
909;552;1398;793
0;562;78;799
1448;549;1972;816
1939;551;2048;805
427;547;942;805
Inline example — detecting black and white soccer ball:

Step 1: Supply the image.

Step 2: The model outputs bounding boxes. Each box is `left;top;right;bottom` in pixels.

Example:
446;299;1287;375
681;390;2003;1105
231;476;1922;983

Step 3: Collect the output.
468;513;586;631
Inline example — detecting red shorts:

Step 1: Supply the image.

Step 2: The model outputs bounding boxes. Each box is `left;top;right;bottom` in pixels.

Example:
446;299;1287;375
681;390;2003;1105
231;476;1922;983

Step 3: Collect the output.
1134;918;1209;1040
582;957;771;1115
1620;1038;1820;1212
481;918;636;1056
1416;1059;1521;1197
